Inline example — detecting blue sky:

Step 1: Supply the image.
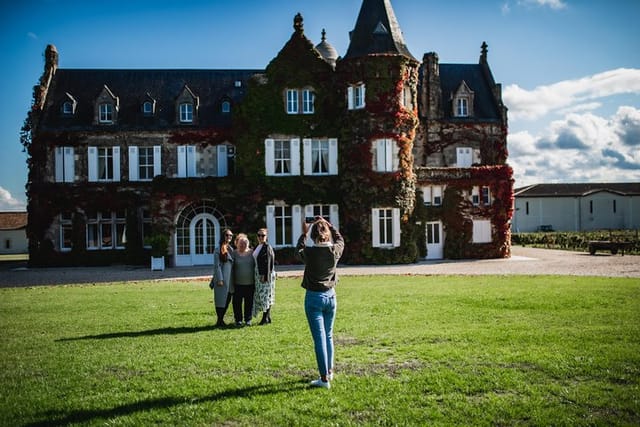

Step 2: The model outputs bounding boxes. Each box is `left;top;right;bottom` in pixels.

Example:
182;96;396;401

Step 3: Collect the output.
1;0;639;210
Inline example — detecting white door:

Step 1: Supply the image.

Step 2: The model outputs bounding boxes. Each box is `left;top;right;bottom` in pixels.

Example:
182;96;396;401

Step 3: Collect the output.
425;221;443;259
190;214;218;265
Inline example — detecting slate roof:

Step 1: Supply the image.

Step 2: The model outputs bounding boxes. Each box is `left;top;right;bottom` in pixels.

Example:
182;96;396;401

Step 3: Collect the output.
344;0;416;61
514;183;640;197
438;63;502;121
0;212;28;230
41;69;262;131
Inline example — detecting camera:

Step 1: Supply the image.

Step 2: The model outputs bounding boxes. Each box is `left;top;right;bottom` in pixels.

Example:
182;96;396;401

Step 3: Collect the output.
305;216;316;224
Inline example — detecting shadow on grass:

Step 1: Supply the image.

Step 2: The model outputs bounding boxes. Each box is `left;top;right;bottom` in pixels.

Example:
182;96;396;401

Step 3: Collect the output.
56;324;226;341
24;380;307;426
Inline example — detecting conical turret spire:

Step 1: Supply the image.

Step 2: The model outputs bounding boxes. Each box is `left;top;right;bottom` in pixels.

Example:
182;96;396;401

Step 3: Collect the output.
344;0;416;61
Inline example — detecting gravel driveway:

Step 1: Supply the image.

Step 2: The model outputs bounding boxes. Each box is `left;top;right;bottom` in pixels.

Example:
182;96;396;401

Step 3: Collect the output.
1;246;638;288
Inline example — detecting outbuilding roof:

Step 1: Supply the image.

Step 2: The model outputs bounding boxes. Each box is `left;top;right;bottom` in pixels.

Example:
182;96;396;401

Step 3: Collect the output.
514;183;640;197
0;212;28;230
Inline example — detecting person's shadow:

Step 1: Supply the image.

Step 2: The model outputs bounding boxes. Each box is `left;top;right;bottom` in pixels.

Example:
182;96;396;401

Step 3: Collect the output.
24;380;308;426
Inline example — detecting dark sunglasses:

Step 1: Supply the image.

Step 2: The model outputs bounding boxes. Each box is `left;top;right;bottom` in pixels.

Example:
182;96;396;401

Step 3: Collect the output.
257;233;266;237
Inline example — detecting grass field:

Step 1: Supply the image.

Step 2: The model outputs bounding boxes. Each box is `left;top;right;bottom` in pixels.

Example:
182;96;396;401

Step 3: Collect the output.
1;275;639;426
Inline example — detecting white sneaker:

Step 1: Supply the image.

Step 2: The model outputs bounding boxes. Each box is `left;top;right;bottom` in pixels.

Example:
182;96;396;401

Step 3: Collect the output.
328;372;334;381
310;379;330;389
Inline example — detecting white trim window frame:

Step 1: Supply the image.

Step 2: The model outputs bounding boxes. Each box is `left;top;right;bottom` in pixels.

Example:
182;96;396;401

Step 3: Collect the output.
456;97;468;117
99;103;113;123
303;138;338;175
347;83;366;110
286;89;299;114
302;89;314;114
55;146;75;183
86;210;127;250
456;147;473;168
266;204;302;248
179;103;193;123
422;185;443;207
264;138;300;176
59;213;73;251
372;207;400;248
88;146;120;182
472;219;492;243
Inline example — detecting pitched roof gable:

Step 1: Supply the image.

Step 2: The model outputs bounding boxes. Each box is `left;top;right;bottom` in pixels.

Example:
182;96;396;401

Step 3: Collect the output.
514;183;640;197
438;64;502;120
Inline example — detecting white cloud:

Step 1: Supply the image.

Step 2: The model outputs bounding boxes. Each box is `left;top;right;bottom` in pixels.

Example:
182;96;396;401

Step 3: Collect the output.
27;32;38;40
0;186;26;211
504;68;640;121
518;0;567;10
509;106;640;187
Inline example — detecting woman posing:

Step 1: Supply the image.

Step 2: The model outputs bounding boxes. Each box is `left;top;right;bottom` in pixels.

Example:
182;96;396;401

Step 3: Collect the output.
232;233;256;327
296;218;344;389
252;228;276;325
211;229;234;327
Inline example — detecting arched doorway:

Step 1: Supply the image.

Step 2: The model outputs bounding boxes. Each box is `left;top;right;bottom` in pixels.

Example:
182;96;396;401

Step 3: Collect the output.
174;201;227;266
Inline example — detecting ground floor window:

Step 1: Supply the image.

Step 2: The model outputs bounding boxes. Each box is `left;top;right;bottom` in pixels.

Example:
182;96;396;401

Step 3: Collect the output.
266;203;340;248
372;208;400;248
86;210;126;250
472;219;492;243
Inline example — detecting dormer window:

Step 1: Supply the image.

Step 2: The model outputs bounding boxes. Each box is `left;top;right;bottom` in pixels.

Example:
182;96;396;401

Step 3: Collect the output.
99;103;113;123
143;101;154;116
347;83;366;110
62;102;73;115
180;103;193;123
452;80;474;118
285;88;314;115
61;93;77;116
221;101;231;113
175;85;199;124
94;85;118;125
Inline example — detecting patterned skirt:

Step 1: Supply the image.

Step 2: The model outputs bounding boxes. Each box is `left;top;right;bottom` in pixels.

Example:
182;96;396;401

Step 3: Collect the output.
252;269;276;316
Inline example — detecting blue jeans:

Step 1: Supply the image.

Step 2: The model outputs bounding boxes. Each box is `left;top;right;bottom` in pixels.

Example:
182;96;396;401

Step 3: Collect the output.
304;288;337;378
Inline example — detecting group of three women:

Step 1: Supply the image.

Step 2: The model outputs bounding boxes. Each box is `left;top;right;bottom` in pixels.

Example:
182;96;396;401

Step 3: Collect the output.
212;228;275;327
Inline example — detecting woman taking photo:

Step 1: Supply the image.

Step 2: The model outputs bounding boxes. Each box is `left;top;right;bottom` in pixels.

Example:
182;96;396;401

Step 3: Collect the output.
296;217;344;389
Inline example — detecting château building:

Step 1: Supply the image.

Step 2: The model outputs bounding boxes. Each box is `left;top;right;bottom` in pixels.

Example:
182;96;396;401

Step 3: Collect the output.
23;0;513;267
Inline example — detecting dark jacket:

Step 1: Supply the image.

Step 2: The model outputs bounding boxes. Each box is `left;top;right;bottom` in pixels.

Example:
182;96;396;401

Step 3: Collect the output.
296;227;344;292
255;243;275;278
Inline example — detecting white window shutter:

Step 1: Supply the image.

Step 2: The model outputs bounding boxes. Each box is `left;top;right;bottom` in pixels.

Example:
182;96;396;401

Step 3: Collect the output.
347;86;354;110
386;139;394;172
292;204;303;245
265;139;275;176
392;208;401;247
290;138;301;175
266;205;276;241
422;186;432;205
186;145;197;177
112;146;121;182
304;205;314;219
128;146;139;181
330;204;339;230
375;139;386;172
153;146;162;177
302;139;312;175
177;146;186;177
88;147;98;182
371;209;380;248
63;147;74;182
55;147;64;182
329;138;338;175
217;144;228;177
361;84;366;107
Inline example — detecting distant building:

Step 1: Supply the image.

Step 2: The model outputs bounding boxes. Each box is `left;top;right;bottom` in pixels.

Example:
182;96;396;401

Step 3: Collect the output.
513;183;640;232
0;212;28;254
23;0;512;267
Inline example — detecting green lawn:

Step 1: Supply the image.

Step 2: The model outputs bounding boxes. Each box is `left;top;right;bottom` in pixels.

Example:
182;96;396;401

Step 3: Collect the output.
1;275;639;426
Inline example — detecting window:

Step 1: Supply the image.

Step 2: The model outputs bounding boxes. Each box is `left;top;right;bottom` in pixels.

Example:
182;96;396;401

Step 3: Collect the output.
4;239;10;250
59;213;73;251
525;202;529;215
62;101;74;115
613;199;617;213
402;84;413;110
304;204;339;227
302;89;314;114
589;200;593;214
265;139;300;176
372;208;400;248
180;103;193;123
221;101;231;113
303;138;338;175
88;146;120;182
129;146;161;181
142;209;152;247
472;220;492;243
373;138;399;172
55;146;75;183
99;103;113;123
286;89;299;114
143;101;154;116
347;83;366;110
456;98;468;117
86;210;126;250
177;145;229;178
268;205;295;248
456;147;473;168
422;186;443;206
472;186;491;206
